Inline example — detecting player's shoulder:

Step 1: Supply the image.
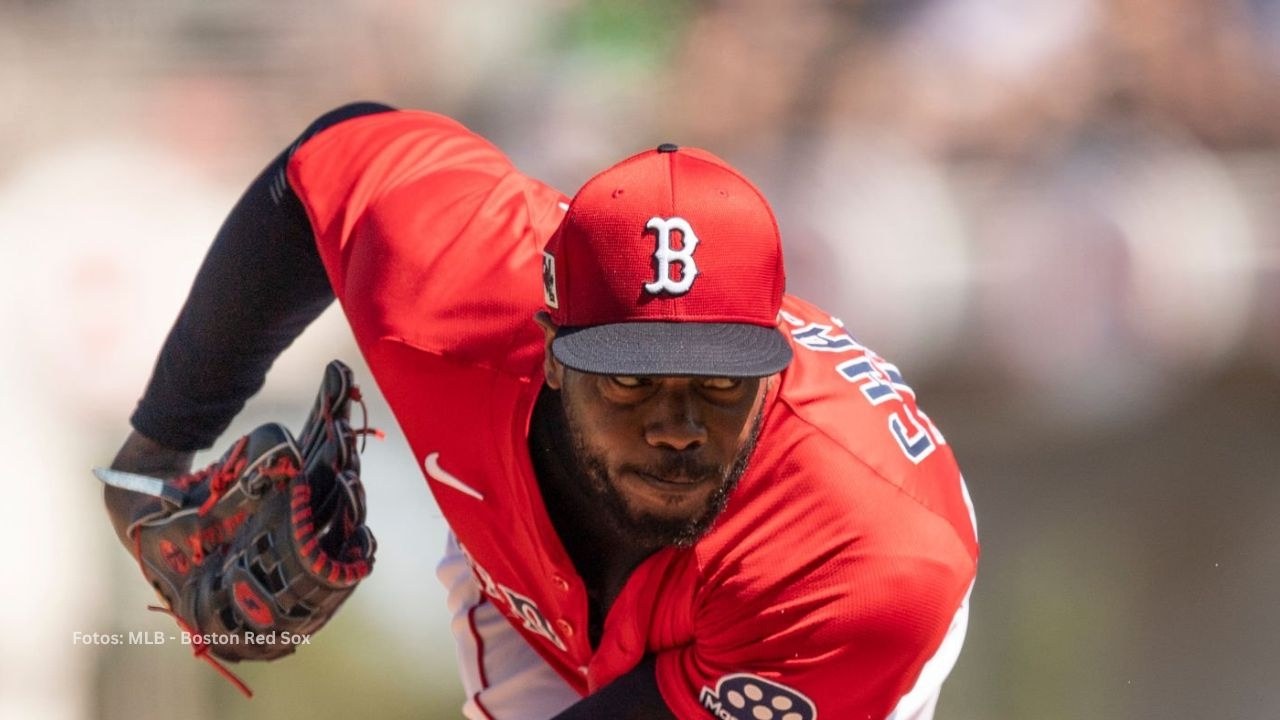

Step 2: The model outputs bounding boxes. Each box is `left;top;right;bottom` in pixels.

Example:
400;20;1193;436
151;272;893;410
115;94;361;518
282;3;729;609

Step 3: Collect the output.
287;107;535;215
766;294;972;524
285;106;568;371
707;421;976;593
691;427;976;678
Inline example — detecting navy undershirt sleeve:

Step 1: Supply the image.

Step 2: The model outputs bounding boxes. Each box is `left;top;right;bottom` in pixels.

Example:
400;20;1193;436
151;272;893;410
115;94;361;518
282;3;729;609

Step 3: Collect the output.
130;101;395;451
550;657;675;720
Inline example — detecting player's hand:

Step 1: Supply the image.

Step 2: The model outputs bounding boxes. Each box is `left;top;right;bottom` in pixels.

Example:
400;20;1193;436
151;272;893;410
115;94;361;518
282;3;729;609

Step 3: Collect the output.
104;430;194;546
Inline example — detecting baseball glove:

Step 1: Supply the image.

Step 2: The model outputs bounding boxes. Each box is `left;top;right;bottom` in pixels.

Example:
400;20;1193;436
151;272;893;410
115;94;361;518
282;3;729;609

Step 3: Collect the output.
111;359;377;695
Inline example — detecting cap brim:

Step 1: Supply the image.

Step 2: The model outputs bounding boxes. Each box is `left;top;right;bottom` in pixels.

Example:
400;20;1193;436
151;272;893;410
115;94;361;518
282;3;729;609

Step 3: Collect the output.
551;322;793;378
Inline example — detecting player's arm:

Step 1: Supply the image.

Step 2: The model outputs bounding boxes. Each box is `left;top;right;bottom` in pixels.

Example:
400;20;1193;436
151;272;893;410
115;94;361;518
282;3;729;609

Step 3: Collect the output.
104;101;395;544
550;657;677;720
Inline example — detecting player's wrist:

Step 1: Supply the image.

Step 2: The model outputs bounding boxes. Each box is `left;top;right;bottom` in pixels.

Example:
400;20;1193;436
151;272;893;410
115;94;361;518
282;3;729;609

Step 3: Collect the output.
110;430;196;476
104;430;195;546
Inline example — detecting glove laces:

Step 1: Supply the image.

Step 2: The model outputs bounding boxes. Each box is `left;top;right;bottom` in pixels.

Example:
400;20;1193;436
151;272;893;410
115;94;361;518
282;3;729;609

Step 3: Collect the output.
127;528;255;698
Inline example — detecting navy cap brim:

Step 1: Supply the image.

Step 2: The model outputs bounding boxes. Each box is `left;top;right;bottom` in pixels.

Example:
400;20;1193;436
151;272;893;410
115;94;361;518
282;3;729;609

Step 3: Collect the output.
551;322;793;378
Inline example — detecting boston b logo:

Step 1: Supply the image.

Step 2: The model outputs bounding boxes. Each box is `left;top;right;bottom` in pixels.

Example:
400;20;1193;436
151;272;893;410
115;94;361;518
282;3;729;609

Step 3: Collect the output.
643;216;699;295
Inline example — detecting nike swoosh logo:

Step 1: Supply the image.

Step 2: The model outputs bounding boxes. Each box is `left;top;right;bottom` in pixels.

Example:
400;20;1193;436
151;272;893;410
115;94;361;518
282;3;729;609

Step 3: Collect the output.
424;452;485;501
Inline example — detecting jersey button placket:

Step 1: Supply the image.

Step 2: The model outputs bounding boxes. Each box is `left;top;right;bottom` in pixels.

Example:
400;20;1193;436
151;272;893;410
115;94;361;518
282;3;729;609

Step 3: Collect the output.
550;576;575;641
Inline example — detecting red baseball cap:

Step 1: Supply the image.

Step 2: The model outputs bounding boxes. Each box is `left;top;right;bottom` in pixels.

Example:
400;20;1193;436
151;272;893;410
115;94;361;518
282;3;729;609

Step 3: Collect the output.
542;143;792;377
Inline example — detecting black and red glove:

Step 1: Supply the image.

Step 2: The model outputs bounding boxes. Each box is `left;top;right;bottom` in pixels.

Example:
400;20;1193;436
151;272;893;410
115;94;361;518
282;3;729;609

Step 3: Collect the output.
104;360;377;695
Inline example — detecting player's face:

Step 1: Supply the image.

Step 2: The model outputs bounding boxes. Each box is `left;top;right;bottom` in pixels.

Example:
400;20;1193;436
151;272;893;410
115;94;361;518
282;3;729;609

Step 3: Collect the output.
551;368;767;548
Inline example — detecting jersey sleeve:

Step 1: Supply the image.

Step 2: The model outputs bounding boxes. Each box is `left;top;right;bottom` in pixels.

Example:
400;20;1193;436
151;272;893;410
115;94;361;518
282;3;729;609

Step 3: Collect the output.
285;109;566;369
654;437;978;720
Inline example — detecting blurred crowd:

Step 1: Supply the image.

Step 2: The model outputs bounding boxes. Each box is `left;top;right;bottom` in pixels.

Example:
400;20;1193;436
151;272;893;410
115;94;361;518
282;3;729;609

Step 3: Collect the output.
6;0;1280;428
3;2;1278;719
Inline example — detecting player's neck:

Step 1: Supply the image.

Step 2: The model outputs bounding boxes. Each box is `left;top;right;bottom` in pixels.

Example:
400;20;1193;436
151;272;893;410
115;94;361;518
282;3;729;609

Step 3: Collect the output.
528;387;658;625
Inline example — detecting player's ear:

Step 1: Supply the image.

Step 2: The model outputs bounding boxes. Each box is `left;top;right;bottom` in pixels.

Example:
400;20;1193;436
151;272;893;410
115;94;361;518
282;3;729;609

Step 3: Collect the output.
533;311;565;390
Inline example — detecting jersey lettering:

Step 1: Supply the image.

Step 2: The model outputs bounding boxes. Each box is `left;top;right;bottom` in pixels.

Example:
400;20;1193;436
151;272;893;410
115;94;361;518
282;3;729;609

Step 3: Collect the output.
835;358;910;405
783;309;944;464
789;323;860;353
457;543;566;652
501;585;567;651
461;544;501;599
643;216;699;295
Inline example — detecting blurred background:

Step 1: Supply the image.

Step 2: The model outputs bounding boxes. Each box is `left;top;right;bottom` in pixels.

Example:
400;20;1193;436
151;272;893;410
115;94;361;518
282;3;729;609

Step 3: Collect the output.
2;0;1278;718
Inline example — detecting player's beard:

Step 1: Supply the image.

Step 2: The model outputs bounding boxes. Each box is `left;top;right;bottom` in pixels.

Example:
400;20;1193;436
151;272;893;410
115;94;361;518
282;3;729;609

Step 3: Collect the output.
560;396;764;550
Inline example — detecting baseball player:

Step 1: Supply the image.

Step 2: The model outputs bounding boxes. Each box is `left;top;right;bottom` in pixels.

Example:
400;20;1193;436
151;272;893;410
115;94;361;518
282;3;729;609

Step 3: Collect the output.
103;102;978;719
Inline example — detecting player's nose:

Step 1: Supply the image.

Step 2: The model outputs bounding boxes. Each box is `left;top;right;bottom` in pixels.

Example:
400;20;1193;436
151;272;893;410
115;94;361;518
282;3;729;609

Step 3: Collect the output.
643;386;707;451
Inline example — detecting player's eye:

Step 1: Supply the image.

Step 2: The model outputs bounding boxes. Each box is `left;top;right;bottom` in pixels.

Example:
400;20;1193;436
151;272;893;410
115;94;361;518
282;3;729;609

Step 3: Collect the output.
609;376;646;388
701;377;741;391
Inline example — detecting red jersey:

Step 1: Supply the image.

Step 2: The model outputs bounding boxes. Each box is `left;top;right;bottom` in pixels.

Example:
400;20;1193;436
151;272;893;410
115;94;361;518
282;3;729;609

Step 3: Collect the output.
287;110;979;719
